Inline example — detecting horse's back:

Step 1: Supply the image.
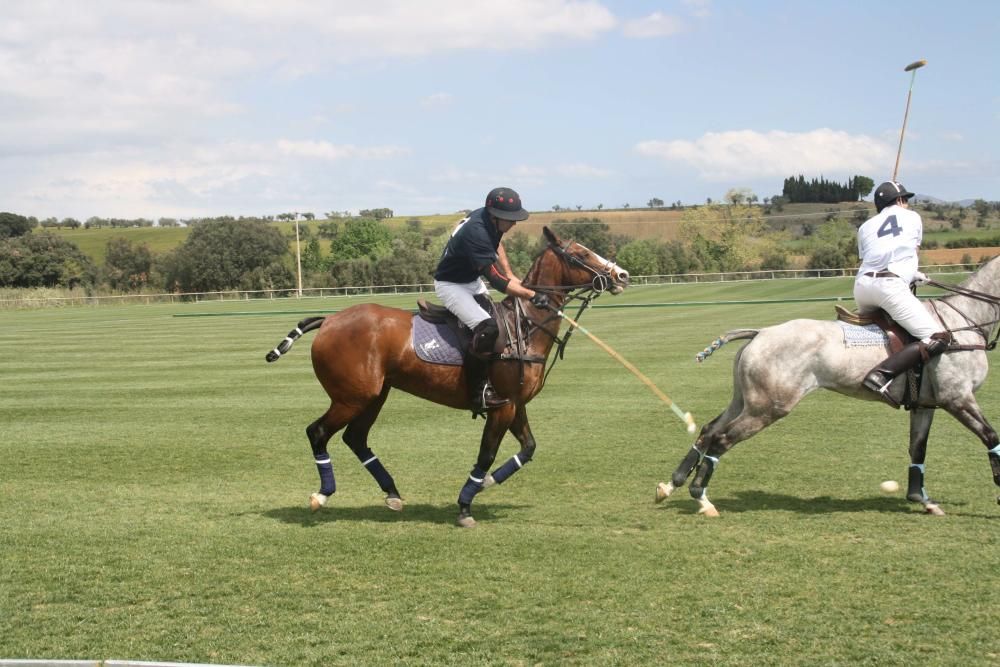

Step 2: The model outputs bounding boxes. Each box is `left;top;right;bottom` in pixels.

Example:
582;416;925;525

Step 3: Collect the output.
310;304;415;378
738;319;884;392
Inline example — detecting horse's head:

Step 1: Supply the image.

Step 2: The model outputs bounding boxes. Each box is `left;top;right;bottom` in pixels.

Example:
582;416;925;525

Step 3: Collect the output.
542;226;630;295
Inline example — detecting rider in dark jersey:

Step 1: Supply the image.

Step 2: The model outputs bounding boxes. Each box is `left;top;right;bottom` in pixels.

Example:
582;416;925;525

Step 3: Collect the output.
434;187;547;413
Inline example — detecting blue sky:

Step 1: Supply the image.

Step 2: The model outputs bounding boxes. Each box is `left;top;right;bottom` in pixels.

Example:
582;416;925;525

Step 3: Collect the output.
1;0;997;220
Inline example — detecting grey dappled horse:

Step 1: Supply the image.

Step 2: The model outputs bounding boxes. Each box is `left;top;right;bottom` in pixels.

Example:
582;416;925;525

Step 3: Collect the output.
657;256;1000;517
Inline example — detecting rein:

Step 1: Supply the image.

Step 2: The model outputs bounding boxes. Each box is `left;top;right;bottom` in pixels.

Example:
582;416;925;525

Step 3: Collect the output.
926;278;1000;351
515;240;618;385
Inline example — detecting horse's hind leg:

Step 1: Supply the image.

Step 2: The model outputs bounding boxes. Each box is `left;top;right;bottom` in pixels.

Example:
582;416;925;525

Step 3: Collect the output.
341;384;404;511
306;404;359;511
942;398;1000;506
686;406;785;517
657;411;730;502
906;408;944;515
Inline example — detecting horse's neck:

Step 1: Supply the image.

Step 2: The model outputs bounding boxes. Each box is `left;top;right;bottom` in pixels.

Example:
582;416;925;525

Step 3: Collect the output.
962;256;1000;295
939;257;1000;327
514;250;566;357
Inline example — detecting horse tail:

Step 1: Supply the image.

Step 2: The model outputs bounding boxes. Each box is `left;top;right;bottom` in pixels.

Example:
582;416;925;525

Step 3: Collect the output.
695;329;759;363
265;316;326;363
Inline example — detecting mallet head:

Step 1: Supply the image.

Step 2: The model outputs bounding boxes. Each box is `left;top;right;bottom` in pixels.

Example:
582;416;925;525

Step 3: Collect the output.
904;59;927;72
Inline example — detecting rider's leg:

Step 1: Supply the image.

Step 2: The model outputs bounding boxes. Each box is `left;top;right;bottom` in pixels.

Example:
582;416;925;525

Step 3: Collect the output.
864;332;952;407
468;318;508;411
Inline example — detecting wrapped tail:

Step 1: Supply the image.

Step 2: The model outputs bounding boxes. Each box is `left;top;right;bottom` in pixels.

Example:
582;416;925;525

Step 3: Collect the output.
265;316;326;363
695;329;759;363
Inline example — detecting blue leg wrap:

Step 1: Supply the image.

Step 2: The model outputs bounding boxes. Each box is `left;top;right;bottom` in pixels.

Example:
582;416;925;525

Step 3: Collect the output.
989;444;1000;457
359;454;395;493
315;453;335;495
491;451;531;485
458;466;487;506
907;463;927;502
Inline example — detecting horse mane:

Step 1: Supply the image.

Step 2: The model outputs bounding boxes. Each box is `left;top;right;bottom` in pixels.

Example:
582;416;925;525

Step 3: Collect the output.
960;254;1000;294
521;243;560;288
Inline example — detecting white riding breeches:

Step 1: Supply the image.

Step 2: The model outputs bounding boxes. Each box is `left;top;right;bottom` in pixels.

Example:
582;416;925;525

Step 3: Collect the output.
434;279;491;329
854;274;941;340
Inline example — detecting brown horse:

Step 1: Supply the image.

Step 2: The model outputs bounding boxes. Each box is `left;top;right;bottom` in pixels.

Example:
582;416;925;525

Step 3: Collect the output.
265;227;629;527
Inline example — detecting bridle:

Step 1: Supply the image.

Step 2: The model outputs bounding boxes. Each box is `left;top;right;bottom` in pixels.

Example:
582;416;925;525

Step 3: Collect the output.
506;239;626;384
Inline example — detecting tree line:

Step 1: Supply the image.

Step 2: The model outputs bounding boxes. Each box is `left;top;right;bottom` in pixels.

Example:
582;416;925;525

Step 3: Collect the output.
782;175;875;204
1;199;876;294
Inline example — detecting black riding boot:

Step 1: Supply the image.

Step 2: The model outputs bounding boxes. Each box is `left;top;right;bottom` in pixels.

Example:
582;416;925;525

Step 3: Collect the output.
863;334;950;408
466;355;509;415
467;319;508;415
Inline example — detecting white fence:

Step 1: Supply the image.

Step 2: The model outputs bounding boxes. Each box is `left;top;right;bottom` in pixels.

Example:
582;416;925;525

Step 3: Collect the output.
0;264;977;309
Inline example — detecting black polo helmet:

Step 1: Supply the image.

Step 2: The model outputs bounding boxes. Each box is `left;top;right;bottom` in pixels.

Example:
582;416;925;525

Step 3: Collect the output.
485;187;529;222
874;181;915;213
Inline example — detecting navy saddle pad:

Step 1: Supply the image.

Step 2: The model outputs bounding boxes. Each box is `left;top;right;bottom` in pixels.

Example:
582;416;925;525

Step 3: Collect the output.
412;316;464;366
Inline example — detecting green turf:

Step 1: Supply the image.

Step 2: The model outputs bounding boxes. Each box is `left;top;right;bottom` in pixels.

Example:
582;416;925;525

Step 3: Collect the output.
1;280;998;666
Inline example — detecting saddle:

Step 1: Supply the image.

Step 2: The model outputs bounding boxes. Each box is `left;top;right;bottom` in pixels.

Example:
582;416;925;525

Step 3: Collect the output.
416;296;510;358
835;305;923;409
834;305;914;354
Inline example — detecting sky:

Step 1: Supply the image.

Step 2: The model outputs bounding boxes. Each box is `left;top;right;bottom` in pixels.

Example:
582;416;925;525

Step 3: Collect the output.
1;0;998;221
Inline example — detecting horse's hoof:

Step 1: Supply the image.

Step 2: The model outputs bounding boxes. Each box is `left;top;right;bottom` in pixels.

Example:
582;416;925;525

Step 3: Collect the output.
655;482;674;503
385;495;403;512
924;503;945;516
456;514;477;528
697;503;720;517
483;474;496;489
309;492;328;512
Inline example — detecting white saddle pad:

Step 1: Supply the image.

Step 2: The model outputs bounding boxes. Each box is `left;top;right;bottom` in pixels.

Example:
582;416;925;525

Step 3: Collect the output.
839;321;888;348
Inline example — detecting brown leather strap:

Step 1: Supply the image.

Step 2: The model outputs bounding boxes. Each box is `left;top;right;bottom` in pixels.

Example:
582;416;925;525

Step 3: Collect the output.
863;270;899;278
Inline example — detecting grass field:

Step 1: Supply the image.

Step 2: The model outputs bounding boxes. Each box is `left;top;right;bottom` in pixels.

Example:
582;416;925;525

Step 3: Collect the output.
2;279;999;666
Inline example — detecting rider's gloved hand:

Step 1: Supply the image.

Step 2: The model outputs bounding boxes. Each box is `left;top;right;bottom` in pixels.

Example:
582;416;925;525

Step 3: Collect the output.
530;292;549;309
914;271;930;285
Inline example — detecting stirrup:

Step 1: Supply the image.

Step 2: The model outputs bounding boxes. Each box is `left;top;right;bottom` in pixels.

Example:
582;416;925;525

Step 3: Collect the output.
863;373;900;409
473;381;509;413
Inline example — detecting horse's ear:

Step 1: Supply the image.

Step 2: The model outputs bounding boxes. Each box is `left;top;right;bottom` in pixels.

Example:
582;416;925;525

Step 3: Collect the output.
543;226;560;245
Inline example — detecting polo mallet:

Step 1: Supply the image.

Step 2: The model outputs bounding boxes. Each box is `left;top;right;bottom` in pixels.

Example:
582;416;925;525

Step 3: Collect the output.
557;310;696;434
892;59;927;181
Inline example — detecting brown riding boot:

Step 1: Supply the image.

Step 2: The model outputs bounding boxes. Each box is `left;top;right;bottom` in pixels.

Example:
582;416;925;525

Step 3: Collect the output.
863;333;951;408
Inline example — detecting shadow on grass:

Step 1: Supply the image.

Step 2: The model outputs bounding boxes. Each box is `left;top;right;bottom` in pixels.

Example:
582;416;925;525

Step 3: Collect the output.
261;501;530;527
660;489;984;515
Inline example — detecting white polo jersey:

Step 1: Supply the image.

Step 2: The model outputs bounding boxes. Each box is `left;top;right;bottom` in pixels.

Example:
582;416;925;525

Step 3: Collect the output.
856;204;923;284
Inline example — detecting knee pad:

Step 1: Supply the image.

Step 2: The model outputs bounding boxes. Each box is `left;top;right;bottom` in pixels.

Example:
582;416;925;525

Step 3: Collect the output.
471;318;499;356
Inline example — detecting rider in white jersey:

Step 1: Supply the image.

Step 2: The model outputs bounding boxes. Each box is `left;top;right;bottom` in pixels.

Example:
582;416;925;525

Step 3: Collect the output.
854;181;951;407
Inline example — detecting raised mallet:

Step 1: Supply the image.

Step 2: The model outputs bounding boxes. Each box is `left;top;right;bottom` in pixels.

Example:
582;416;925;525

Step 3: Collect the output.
892;59;927;181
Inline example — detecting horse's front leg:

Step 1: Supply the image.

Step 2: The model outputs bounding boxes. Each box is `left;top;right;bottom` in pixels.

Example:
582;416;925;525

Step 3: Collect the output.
907;408;944;515
483;403;536;490
943;398;1000;506
457;404;516;528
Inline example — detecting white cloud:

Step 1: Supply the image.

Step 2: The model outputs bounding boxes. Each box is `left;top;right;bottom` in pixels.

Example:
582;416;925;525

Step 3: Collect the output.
622;12;686;38
635;129;894;180
683;0;713;19
277;139;409;161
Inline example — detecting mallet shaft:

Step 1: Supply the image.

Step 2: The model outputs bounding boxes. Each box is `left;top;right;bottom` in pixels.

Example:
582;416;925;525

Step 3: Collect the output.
558;310;695;430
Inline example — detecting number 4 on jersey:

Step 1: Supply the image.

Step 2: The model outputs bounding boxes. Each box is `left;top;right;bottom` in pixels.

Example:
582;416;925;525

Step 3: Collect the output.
877;215;901;238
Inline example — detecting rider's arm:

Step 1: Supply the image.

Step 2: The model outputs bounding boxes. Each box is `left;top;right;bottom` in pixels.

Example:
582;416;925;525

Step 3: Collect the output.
497;243;515;278
479;262;535;299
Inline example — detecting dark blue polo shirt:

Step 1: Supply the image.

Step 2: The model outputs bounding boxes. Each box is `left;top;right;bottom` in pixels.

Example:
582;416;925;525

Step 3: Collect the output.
434;207;503;283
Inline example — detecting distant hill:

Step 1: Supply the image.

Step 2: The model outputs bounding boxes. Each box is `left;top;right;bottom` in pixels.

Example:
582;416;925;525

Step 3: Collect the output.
912;194;978;208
